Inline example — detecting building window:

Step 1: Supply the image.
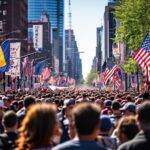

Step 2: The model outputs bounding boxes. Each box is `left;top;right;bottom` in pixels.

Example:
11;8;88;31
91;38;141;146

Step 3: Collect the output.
3;1;7;4
3;10;7;15
0;21;3;32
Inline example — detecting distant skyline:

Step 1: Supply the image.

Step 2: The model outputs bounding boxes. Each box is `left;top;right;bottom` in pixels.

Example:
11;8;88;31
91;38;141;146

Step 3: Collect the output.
65;0;107;79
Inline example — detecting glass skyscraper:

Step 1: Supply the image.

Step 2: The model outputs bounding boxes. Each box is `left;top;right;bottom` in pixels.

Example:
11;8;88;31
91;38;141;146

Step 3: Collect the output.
28;0;64;71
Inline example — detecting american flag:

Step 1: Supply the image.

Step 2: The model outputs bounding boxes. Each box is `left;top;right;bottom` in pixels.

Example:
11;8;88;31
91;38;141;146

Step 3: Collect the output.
133;34;150;81
111;74;122;90
41;67;51;81
104;65;120;84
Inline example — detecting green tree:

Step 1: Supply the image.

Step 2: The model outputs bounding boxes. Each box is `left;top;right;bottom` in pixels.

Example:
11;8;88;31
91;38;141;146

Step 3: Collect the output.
122;58;137;74
86;70;98;85
114;0;150;50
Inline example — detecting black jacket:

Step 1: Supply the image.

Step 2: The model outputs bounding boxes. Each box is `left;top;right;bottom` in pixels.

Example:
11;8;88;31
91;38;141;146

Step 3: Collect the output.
118;130;150;150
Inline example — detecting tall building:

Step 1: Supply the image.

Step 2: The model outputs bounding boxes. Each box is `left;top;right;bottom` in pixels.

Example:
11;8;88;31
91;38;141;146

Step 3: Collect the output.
28;0;64;72
28;12;52;67
91;57;98;71
0;0;28;54
96;26;103;72
92;26;103;72
104;1;117;61
65;29;82;82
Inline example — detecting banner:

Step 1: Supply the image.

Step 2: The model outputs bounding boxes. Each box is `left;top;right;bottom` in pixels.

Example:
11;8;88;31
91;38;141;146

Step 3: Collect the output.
0;40;10;73
54;56;59;74
6;42;21;76
112;43;121;59
33;25;43;51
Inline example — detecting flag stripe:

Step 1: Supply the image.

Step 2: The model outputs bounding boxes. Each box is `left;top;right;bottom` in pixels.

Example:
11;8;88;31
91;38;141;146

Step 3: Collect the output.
133;34;150;81
104;65;119;84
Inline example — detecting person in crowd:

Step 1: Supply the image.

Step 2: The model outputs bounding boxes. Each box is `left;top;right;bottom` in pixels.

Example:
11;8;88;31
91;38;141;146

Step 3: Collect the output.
118;101;150;150
0;99;5;133
17;103;61;150
53;103;106;150
17;95;36;125
121;102;136;116
101;100;112;115
97;115;117;150
58;98;75;143
110;100;122;126
117;116;139;145
0;110;18;149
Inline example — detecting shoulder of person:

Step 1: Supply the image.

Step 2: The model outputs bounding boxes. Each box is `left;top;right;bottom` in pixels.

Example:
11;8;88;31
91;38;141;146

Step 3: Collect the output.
118;139;137;150
53;139;106;150
0;133;10;148
52;140;75;150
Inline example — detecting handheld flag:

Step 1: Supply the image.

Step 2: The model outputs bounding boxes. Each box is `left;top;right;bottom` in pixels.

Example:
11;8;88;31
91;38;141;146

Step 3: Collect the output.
0;40;10;73
35;61;44;75
104;65;120;84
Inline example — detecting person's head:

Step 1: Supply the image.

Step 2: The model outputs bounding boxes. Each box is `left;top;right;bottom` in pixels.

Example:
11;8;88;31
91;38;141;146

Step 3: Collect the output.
104;100;112;108
126;95;133;102
117;116;139;144
2;97;11;108
72;103;100;140
95;99;103;109
17;103;60;149
137;101;150;131
100;115;114;135
121;102;136;116
63;98;75;118
112;100;121;117
23;95;36;109
2;110;18;131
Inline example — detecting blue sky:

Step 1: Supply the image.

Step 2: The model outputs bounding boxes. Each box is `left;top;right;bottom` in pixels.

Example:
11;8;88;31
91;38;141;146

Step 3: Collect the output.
65;0;107;79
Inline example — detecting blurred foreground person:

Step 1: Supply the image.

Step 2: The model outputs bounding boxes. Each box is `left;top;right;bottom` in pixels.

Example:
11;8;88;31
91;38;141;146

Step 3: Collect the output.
17;104;61;150
119;101;150;150
53;103;106;150
117;116;139;145
0;111;18;149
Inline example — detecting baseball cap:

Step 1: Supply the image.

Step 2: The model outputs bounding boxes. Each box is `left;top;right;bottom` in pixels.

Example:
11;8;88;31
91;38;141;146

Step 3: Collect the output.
104;100;112;107
63;98;75;107
121;102;136;113
100;115;114;132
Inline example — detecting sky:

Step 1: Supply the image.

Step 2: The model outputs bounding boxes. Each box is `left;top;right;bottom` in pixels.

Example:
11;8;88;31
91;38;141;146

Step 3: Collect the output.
65;0;107;79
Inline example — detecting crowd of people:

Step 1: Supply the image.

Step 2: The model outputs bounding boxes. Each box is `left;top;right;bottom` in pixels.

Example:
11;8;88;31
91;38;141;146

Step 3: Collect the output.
0;87;149;150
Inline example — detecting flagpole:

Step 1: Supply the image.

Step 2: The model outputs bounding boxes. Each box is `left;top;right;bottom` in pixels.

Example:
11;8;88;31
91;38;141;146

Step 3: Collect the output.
136;66;139;92
3;73;5;91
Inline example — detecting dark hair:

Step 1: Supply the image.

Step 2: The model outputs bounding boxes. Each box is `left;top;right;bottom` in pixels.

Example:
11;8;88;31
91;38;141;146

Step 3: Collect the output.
126;95;132;102
73;103;100;135
112;100;121;110
24;95;35;108
3;111;18;128
137;101;150;125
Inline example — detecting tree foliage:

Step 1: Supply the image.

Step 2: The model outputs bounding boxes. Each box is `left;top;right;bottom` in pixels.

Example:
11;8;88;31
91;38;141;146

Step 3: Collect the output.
114;0;150;50
122;58;137;74
86;70;98;85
